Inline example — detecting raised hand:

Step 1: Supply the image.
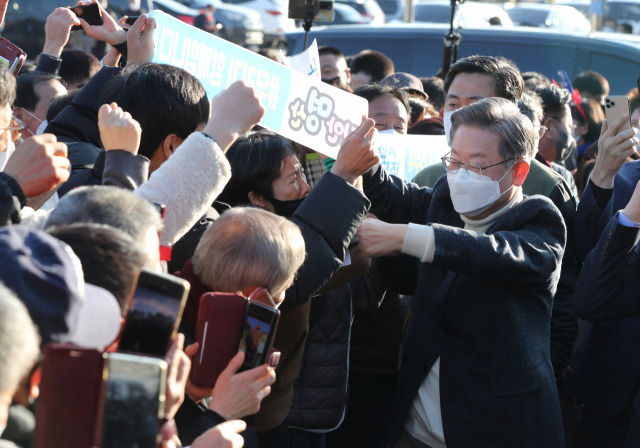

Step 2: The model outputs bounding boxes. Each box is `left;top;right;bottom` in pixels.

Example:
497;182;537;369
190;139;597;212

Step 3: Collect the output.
203;81;266;153
43;7;80;57
164;333;191;420
77;0;127;46
98;103;141;153
591;115;638;189
3;135;70;197
127;14;156;65
331;116;379;185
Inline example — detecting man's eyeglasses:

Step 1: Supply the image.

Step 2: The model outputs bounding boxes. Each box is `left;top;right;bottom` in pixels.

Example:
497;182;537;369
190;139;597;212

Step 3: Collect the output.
534;124;548;139
441;152;514;179
550;117;577;133
0;116;24;144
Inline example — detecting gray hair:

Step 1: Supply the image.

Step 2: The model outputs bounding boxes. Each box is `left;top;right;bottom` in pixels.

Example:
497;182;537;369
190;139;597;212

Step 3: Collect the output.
193;207;306;298
46;186;162;241
450;97;536;162
0;283;40;396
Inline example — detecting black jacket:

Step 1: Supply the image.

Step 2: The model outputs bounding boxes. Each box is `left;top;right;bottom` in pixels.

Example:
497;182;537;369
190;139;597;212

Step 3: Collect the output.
0;173;25;227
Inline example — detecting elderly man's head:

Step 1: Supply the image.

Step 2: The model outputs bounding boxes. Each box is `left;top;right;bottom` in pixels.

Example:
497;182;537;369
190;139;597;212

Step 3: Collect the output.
45;186;162;269
354;84;410;134
193;207;305;303
445;97;533;219
0;283;40;434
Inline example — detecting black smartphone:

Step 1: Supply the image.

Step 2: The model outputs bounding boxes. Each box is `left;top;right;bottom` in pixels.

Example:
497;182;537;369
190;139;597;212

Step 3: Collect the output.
117;268;189;357
69;3;103;31
125;16;140;26
100;353;167;448
238;301;280;371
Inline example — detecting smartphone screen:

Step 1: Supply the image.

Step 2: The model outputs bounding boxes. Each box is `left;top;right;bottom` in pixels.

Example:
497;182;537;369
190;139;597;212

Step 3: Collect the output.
238;302;279;371
101;354;166;448
117;269;189;357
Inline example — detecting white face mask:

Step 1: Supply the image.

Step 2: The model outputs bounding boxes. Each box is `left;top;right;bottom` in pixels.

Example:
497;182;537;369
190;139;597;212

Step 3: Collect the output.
447;166;513;217
0;140;15;171
443;110;454;144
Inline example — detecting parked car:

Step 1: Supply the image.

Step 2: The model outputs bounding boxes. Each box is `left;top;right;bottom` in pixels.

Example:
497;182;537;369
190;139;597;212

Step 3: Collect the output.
377;0;405;22
604;0;640;34
157;0;264;47
336;0;386;25
328;3;371;25
200;0;295;47
286;24;640;93
505;4;591;33
413;1;513;28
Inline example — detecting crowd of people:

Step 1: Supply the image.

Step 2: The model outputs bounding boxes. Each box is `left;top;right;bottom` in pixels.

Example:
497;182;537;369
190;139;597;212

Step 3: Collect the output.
0;0;640;447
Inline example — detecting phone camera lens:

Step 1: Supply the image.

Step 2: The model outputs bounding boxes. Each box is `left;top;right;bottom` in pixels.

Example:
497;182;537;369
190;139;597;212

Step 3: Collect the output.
611;101;616;106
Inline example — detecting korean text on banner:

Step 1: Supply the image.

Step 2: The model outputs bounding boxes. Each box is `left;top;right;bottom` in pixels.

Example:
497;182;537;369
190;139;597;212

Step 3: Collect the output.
148;11;367;158
377;134;450;181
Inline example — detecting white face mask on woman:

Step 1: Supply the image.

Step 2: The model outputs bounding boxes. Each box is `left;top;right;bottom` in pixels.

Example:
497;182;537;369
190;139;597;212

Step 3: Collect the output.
446;166;513;217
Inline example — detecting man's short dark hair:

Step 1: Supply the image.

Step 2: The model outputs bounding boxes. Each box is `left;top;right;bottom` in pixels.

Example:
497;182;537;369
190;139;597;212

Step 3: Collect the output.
0;65;16;108
319;45;345;59
100;63;210;160
46;223;146;314
444;55;524;104
46;90;79;122
353;84;410;115
420;76;445;111
59;49;101;88
572;70;610;99
522;71;551;91
535;84;571;119
349;50;395;83
15;72;61;111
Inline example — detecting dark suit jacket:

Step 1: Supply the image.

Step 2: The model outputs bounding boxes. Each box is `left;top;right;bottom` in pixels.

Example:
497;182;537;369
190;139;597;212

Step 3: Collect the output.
572;163;640;420
362;164;566;447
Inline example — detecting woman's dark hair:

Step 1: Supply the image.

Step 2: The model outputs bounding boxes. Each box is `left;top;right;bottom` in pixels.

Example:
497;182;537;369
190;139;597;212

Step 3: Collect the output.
572;98;604;143
218;130;297;206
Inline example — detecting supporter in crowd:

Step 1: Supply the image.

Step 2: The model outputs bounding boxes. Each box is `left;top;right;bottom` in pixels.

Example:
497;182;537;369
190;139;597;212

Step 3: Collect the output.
58;49;101;90
380;72;437;124
534;84;579;195
14;72;66;139
354;84;410;134
572;95;604;162
522;70;551;90
0;284;40;447
349;49;395;90
194;4;218;33
571;94;640;448
211;123;375;446
318;45;351;91
356;97;565;447
573;70;609;106
420;76;445;113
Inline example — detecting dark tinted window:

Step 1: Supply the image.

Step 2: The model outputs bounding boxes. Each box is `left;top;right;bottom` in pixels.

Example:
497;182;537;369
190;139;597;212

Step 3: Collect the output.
605;2;640;21
378;0;398;14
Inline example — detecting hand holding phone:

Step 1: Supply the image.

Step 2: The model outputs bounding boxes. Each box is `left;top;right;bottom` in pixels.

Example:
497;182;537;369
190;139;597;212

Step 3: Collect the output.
117;268;189;357
208;351;276;420
604;96;632;136
68;3;103;31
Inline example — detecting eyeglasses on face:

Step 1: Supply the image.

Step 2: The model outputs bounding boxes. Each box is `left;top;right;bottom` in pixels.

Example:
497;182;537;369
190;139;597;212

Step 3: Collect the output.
441;152;514;179
0;116;24;143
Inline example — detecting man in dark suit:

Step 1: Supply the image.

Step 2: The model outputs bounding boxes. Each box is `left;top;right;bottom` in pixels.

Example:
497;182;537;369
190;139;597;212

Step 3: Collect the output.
571;107;640;448
355;97;566;447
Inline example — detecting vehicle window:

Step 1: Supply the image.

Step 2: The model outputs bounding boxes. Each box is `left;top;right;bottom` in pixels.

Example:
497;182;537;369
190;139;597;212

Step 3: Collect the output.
414;5;453;22
605;2;640;21
378;0;398;15
507;8;550;26
336;5;364;21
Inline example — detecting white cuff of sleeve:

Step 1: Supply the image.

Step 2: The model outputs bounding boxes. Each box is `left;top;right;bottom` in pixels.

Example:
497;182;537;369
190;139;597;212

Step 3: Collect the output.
401;222;436;263
618;211;640;228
